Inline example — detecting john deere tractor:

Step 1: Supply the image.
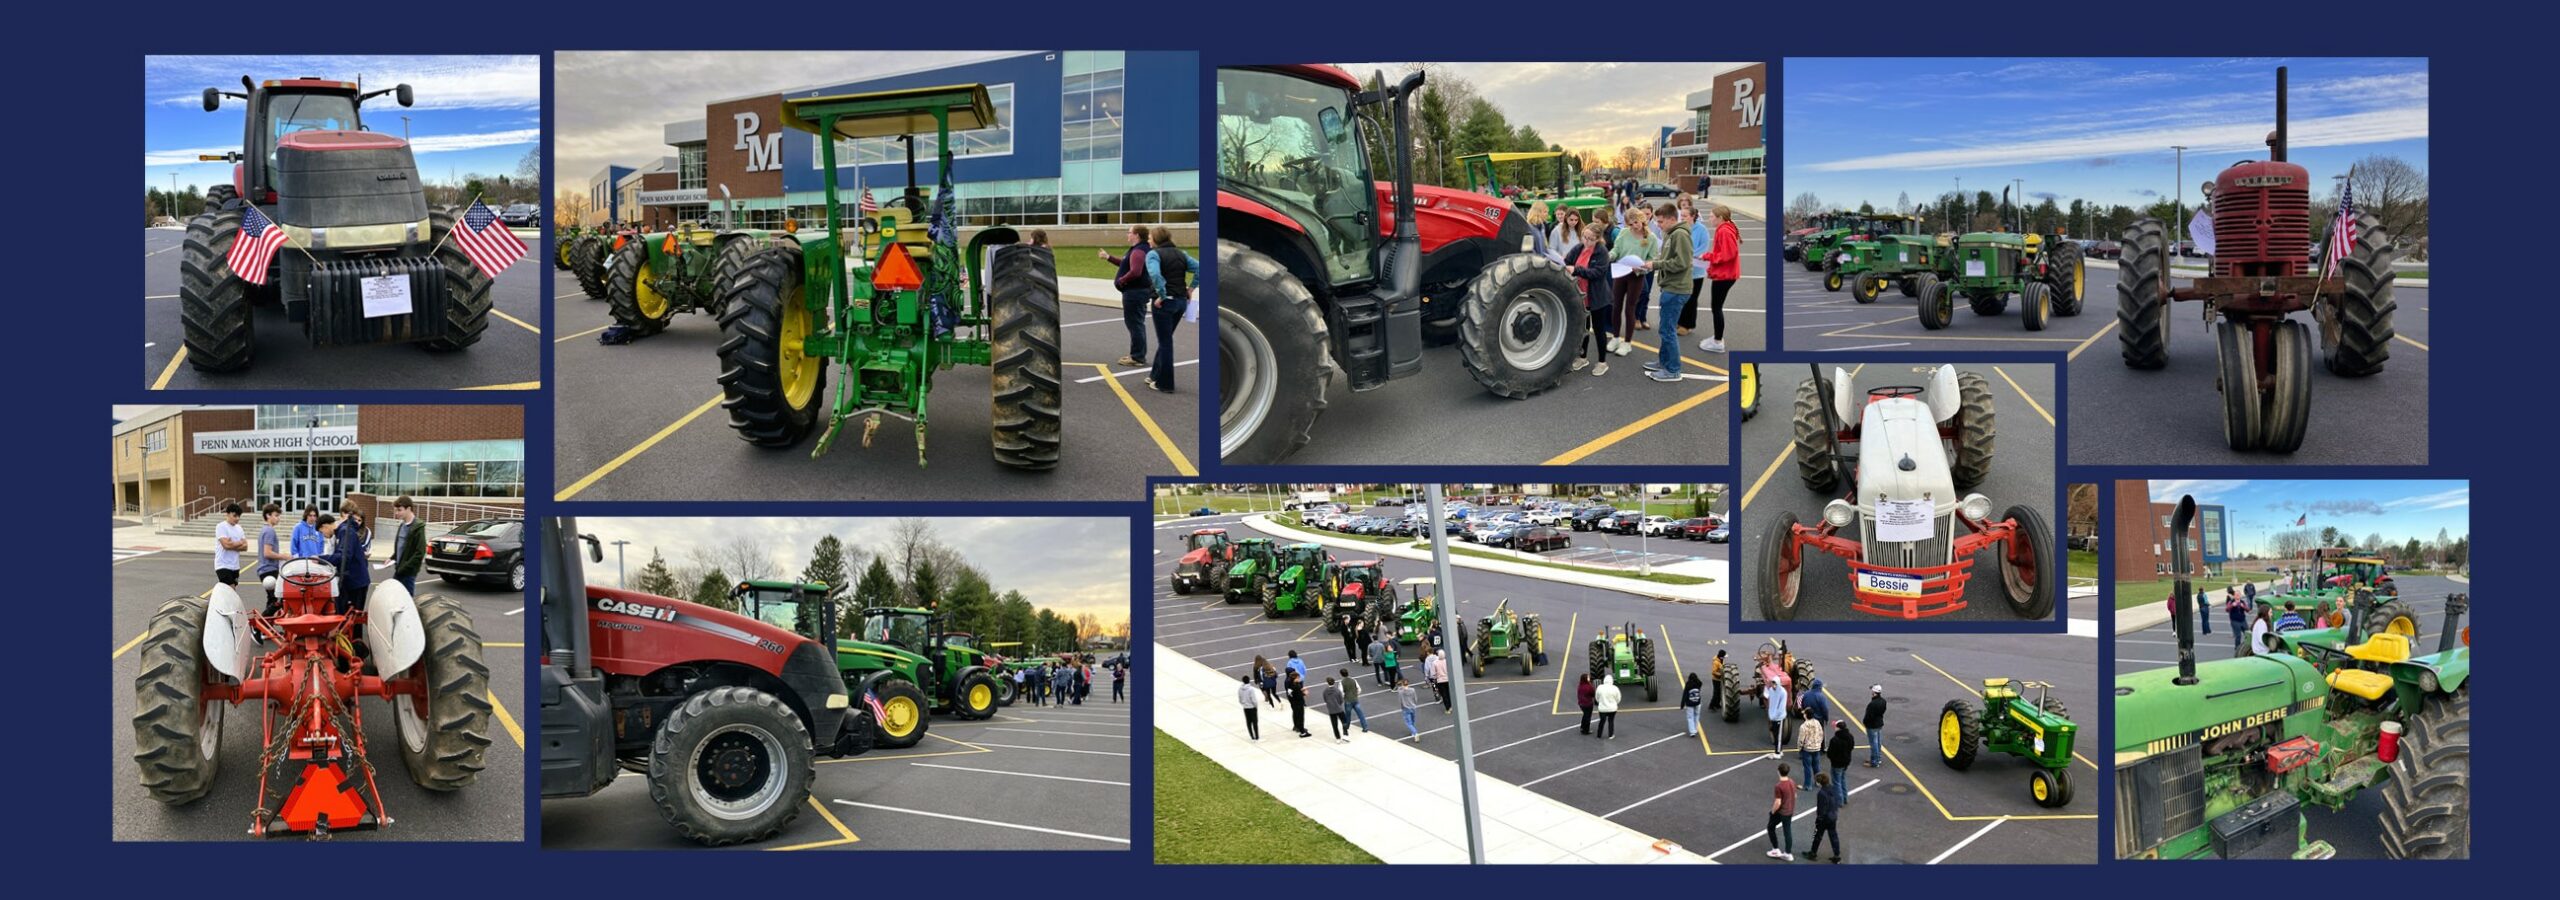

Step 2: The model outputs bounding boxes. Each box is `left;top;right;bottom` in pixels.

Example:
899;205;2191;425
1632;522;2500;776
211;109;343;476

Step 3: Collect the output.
1914;221;2085;332
1469;599;1543;677
1394;577;1441;643
1460;151;1606;222
2115;497;2469;860
605;186;785;336
2265;550;2413;638
1264;542;1339;620
1938;677;2079;807
1818;214;1924;297
181;75;492;373
714;83;1061;469
1589;622;1658;701
555;223;584;270
839;605;1006;744
567;225;624;299
1222;538;1281;605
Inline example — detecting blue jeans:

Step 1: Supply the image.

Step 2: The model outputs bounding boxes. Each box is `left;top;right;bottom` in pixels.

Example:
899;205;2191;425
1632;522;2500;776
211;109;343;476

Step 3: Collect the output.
1347;700;1369;732
2230;611;2249;651
1655;292;1691;374
1401;708;1419;737
1868;728;1884;765
397;574;417;596
1798;749;1821;787
1684;706;1701;736
1828;771;1849;806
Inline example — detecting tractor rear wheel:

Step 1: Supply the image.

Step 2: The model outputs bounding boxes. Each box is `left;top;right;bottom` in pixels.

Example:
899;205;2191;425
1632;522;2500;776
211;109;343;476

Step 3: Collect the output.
1916;276;1953;330
572;237;611;299
2214;321;2264;452
1739;363;1760;421
1937;699;1982;770
2261;321;2313;453
706;237;760;318
1783;245;1802;263
2039;696;2069;720
1459;253;1584;400
870;678;930;749
1968;292;2007;317
421;206;495;352
994;676;1017;707
179;209;255;373
1638;637;1659;701
132;596;226;804
954;671;1002;720
2325;212;2397;377
1900;275;1923;298
1759;511;1804;621
1999;505;2055;620
647;686;813;846
2377;687;2469;859
716;243;826;447
1471;636;1487;678
1853;272;1881;303
2032;768;2072;808
606;242;676;335
989;244;1063;470
1791;376;1840;492
2046;240;2086;316
1521;619;1540;676
1717;665;1742;723
392;596;493;791
1951;371;1996;491
2116;219;2171;369
2020;281;2051;332
202;183;237;214
1218;240;1335;464
1588;638;1607;684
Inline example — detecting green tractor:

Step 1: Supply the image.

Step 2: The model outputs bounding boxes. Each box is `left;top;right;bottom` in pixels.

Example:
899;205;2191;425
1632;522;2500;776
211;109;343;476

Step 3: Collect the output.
605;187;786;336
1588;622;1658;702
1915;227;2086;332
1393;577;1441;644
567;226;624;300
554;223;585;270
1264;542;1339;620
1819;214;1926;298
1467;599;1544;678
843;605;1006;738
1793;211;1858;272
2114;497;2470;860
1938;677;2079;807
1460;151;1607;222
1222;537;1281;605
714;83;1062;469
1327;558;1392;634
2263;550;2414;639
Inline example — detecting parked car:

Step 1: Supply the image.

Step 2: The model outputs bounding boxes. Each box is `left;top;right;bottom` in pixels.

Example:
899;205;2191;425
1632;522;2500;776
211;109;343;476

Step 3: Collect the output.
1572;507;1616;532
1477;525;1522;549
426;518;527;591
1638;182;1677;198
497;203;540;227
1515;526;1571;553
1637;515;1679;537
2089;240;2121;259
1524;508;1564;526
1601;511;1644;534
1705;526;1730;543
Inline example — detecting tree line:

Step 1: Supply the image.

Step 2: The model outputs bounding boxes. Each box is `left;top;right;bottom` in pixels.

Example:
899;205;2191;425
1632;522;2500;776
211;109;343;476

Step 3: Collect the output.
1352;65;1622;195
2261;525;2468;570
146;148;544;225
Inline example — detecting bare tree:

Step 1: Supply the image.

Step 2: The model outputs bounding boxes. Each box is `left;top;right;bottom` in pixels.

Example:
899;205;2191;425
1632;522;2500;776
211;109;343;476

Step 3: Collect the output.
692;536;774;586
888;518;940;593
555;192;590;229
1786;192;1827;225
517;147;540;183
1612;145;1644;173
2341;154;2428;258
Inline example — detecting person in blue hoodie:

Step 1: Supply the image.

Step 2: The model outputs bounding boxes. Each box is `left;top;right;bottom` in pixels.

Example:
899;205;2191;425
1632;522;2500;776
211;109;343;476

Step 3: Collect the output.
333;504;373;614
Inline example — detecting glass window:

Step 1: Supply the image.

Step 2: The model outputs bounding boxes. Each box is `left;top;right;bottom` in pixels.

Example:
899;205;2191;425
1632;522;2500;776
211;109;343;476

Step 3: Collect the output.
142;428;167;453
1216;67;1375;284
679;145;707;191
256;405;360;431
357;440;525;499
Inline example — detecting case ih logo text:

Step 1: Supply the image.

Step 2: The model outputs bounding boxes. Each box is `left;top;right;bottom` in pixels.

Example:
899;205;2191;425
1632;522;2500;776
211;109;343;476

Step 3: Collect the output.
735;111;784;173
595;597;680;622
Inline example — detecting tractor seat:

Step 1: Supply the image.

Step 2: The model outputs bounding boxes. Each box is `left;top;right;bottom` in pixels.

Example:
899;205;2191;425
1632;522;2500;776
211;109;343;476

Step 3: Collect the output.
1981;677;2018;700
2345;632;2412;664
2326;668;2394;701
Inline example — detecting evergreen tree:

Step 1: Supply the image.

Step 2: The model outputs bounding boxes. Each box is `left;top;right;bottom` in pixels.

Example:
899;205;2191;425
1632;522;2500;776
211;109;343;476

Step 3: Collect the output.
692;567;734;612
634;550;680;597
850;556;899;636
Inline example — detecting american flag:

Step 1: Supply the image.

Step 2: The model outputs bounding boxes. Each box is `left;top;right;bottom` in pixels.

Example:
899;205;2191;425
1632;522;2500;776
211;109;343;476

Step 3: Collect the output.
2324;179;2357;271
861;689;888;726
453;199;527;276
859;189;878;215
227;204;290;286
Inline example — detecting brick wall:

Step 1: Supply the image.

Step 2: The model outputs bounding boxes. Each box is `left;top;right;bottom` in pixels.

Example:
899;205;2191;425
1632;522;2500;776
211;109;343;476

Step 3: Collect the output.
706;94;788;201
176;409;255;508
640;171;680;230
2113;482;2205;583
357;405;523;445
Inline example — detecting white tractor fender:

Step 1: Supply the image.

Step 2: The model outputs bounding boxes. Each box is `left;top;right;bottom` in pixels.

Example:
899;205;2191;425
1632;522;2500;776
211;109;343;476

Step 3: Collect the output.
365;579;429;678
202;582;255;680
1926;365;1962;423
1830;367;1859;428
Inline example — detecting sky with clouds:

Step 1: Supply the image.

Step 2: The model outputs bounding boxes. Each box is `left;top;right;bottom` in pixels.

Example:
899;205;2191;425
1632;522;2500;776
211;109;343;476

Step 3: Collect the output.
2143;480;2466;556
145;55;541;193
1332;62;1751;159
1786;58;2427;212
574;516;1127;628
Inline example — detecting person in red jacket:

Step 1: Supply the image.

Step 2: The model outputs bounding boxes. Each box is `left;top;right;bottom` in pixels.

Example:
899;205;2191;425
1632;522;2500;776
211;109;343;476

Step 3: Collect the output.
1698;205;1744;353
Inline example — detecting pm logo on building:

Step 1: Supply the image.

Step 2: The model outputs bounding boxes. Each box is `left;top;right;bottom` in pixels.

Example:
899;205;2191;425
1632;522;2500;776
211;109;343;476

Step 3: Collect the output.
735;111;783;173
1730;78;1764;130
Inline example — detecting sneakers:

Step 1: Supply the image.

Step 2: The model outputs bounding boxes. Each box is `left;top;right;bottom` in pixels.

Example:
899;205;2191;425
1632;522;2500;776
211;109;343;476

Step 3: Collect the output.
1572;357;1590;372
1643;361;1665;373
1592;361;1609;377
1612;338;1633;356
1116;355;1144;368
1650;369;1682;382
1700;338;1726;353
1781;852;1795;861
1766;849;1785;859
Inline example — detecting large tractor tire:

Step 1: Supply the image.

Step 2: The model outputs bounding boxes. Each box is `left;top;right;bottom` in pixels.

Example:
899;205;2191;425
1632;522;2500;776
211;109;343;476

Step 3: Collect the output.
1717;665;1743;723
989;244;1063;470
2262;321;2314;453
572;237;611;299
706;237;761;318
716;243;826;447
1458;253;1585;400
421;206;496;352
1637;637;1658;702
869;678;930;749
2325;212;2398;377
2046;240;2086;316
2039;696;2069;720
1852;272;1882;304
1823;266;1845;293
2377;687;2470;859
1522;618;1542;676
2116;218;2172;369
1951;371;1996;491
131;596;226;804
554;236;573;270
1783;245;1803;263
2020;281;2051;332
1218;240;1335;465
606;242;677;335
1759;511;1804;621
1938;699;1982;770
179;209;256;373
391;596;493;791
2214;321;2264;452
1588;638;1608;685
1899;275;1923;298
1969;292;2008;317
202;183;238;214
1471;635;1487;679
1791;376;1840;492
994;676;1018;707
1999;505;2056;620
646;686;814;846
2032;768;2073;808
1260;580;1280;621
953;670;1003;721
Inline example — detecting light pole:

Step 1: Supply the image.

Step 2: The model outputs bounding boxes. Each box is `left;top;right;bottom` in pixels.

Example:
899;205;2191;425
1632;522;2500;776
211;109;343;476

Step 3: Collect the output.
2171;145;2188;250
2011;178;2026;232
400;115;410;142
1421;483;1486;864
610;539;632;588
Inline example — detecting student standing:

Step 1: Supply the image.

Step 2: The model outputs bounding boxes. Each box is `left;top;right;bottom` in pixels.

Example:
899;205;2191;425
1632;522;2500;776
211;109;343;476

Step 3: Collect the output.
1286;670;1311;738
212;502;247;588
1795;715;1825;790
1862;685;1888;767
1825;720;1856;807
387;496;425;596
1102;226;1153;369
1239;674;1261;740
1594;676;1622;739
1428;649;1451;711
1285;649;1309;685
1635;204;1693;383
1566;222;1619;373
1576;673;1598;735
1379;642;1400;687
1338;610;1364;664
1708;649;1728;713
1810;772;1843;863
1111;658;1128;703
256;502;286;616
1143;228;1194;393
1396;680;1421;741
2226;585;2252;652
1681;673;1705;737
1767;764;1798;861
1340;669;1368;733
1366;632;1386;682
334;505;372;614
1699;205;1742;354
1610;211;1655;344
1765;677;1791;758
291;508;325;558
1677;204;1706;336
1257;656;1281;705
1320;676;1347;742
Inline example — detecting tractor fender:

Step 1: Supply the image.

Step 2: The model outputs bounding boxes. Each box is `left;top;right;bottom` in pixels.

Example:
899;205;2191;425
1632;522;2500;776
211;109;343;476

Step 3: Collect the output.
202;582;255;680
364;578;428;678
955;664;995;691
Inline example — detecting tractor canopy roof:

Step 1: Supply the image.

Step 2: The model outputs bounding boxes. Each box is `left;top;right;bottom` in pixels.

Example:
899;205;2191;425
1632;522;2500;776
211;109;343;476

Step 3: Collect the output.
1190;528;1229;535
739;578;827;591
1343;558;1383;567
781;83;996;140
1400;576;1438;589
1287;542;1324;551
1459;151;1568;163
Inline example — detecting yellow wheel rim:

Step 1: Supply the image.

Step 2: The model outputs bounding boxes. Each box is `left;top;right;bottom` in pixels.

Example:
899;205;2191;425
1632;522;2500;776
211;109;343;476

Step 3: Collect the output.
1740;365;1758;407
2071;262;2085;301
2386;615;2417;637
969;684;992;709
882;696;920;737
2033;775;2050;802
1940;710;1961;758
778;280;818;409
635;259;668;318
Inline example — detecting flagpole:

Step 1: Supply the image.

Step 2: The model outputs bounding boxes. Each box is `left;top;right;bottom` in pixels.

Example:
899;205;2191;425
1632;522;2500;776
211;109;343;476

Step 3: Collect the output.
239;197;322;267
426;191;489;260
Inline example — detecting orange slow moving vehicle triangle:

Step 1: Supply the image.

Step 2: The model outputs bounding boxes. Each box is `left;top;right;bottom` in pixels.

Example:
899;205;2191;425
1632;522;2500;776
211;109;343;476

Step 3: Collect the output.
874;242;923;291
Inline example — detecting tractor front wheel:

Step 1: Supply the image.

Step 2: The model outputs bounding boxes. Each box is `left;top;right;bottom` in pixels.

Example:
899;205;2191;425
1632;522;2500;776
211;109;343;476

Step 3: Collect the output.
392;596;493;791
1916;276;1953;331
2116;218;2171;369
870;678;930;749
2325;212;2397;377
1459;254;1585;400
1951;371;1997;491
1823;267;1845;292
179;209;255;373
131;596;226;804
2261;321;2313;453
647;686;813;846
2020;282;2051;332
2032;768;2073;808
2377;687;2469;859
716;243;826;448
1852;272;1881;303
1219;240;1336;464
994;676;1017;707
421;206;496;352
1791;376;1839;492
1759;511;1804;621
606;241;677;335
1938;699;1982;770
990;244;1063;469
2214;321;2264;452
1738;363;1760;421
1998;505;2056;620
954;671;1002;720
1588;638;1607;685
1969;292;2008;317
572;237;611;299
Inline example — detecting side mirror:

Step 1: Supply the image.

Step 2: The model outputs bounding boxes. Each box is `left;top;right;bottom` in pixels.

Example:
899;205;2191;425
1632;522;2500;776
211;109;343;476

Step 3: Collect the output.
202;88;221;112
579;533;603;564
1318;107;1348;143
395;84;415;107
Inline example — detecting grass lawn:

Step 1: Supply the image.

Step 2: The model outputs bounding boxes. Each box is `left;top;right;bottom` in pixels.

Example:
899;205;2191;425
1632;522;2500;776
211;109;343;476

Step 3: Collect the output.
2067;550;2099;581
1154;729;1378;865
1052;245;1201;281
2110;572;2282;609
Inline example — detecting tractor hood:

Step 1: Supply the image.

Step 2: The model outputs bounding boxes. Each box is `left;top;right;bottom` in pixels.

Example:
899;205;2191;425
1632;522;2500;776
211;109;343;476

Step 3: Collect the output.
1228;558;1262;579
586;585;803;678
1383;182;1524;250
1857;393;1958;515
274;131;429;230
1178;546;1214;567
2112;652;2326;764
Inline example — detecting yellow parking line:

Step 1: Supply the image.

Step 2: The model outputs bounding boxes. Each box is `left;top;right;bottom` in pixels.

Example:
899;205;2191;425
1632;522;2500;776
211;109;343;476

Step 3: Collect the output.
490;691;525;748
1297;621;1325;642
1992;366;2054;426
766;836;857;852
113;631;149;659
458;381;542;391
1739;451;1787;511
485;642;525;648
554;324;609;343
924;731;995;752
555;394;723;501
2066;319;2118;362
1548;613;1579;715
1542;383;1728;465
1091;364;1197;476
490;308;541;334
1623;339;1727;376
766;798;861;851
1660;624;1712;754
151;347;188;390
2395;334;2429;351
1910;653;2095;771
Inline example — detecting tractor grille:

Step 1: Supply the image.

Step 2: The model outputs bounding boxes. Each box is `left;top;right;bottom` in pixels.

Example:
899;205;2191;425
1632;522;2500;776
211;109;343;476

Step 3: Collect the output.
298;255;452;346
276;142;430;228
2118;747;2207;858
1863;516;1950;569
2212;173;2311;274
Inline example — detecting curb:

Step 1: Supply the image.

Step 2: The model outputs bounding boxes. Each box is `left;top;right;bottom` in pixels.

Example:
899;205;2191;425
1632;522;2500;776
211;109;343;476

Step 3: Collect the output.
1240;514;1727;604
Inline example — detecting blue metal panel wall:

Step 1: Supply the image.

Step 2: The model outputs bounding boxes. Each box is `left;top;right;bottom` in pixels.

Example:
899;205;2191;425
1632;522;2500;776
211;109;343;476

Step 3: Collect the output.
1120;52;1200;175
780;52;1064;193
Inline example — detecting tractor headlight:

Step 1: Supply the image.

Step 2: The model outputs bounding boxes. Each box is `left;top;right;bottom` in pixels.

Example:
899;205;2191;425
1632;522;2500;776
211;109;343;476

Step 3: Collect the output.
2420;670;2439;693
1823;500;1856;528
1958;493;1993;523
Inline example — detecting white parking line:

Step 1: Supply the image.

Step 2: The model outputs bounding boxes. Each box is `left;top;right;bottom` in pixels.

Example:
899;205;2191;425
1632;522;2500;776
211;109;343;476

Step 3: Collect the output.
1520;732;1690;787
1162;630;1300;650
1157;621;1269;639
1603;753;1768;819
1472;723;1582;757
832;800;1130;845
968;742;1130;757
1062;317;1122;328
1928;817;2007;864
1413;699;1540;738
1817;342;1913;351
985;728;1127;739
909;762;1130;786
504;607;524;616
1703;779;1880;860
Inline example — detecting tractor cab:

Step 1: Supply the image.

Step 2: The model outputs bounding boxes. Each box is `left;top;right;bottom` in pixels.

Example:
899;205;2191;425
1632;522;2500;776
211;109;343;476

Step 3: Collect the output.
859;606;936;652
1184;528;1234;558
203;77;411;209
731;579;837;641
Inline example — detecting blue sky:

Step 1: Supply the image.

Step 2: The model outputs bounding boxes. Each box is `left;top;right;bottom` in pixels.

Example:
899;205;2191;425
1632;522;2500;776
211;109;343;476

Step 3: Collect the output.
1786;58;2427;212
144;55;541;193
2145;480;2466;557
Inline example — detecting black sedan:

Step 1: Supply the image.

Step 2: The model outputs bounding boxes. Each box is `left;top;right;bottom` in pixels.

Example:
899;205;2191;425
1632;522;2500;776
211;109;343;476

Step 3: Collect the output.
426;519;527;592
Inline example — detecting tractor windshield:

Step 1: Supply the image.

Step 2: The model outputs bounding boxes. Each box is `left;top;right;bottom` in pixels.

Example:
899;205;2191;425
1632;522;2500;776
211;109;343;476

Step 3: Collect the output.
734;587;816;637
264;91;361;174
1186;533;1224;551
862;611;929;650
1216;68;1374;285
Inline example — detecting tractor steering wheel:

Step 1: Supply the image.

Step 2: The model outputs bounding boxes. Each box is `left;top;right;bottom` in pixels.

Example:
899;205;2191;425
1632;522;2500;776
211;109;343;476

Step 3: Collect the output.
280;556;339;588
1868;385;1924;401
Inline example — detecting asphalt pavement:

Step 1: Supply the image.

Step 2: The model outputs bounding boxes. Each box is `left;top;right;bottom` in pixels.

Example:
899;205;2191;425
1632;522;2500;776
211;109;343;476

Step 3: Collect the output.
549;267;1199;501
1154;511;2096;863
1737;363;2059;623
142;228;544;391
110;550;527;842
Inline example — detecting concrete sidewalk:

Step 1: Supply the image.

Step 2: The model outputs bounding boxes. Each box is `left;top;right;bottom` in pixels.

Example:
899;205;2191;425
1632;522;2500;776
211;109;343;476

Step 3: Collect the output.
1243;514;1727;603
1155;642;1705;864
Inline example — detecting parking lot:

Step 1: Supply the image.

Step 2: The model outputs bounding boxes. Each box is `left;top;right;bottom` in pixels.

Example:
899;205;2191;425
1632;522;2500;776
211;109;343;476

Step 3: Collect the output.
1155;511;2095;863
1736;362;2059;622
2112;572;2467;860
1776;260;2430;465
1315;501;1728;573
110;549;526;842
142;227;545;391
541;689;1131;850
549;268;1199;501
1269;212;1765;467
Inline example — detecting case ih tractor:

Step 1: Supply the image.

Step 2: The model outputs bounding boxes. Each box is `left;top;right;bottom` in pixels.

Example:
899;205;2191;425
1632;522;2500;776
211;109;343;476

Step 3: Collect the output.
2116;67;2397;454
1263;542;1340;620
1334;559;1397;631
1217;66;1584;463
182;76;492;373
1459;151;1606;222
1222;537;1282;605
2115;498;2469;860
605;187;786;336
1939;677;2079;807
1763;364;2054;620
1468;599;1544;678
133;556;490;839
539;520;878;845
1171;528;1239;595
1589;622;1658;702
1915;225;2086;332
715;84;1061;469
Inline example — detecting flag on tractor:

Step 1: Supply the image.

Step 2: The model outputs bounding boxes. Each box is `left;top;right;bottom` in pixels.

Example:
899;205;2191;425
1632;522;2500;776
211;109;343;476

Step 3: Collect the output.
455;199;528;276
859;189;879;215
2324;179;2357;271
228;204;290;286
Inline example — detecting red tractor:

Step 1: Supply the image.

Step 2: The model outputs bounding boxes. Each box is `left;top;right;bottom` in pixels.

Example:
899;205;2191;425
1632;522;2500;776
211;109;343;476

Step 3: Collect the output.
539;519;881;845
1171;528;1237;594
1216;65;1583;463
2116;66;2397;453
130;558;492;838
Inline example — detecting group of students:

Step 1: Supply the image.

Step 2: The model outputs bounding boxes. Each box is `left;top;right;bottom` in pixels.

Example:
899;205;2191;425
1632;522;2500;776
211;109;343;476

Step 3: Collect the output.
1238;642;1462;743
1099;225;1199;395
1526;194;1744;383
1015;655;1128;706
210;496;431;618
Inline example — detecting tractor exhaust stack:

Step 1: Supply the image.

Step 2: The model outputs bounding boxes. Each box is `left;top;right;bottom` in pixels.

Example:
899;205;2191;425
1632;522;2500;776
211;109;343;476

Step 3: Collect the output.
2440;593;2468;654
2271;67;2289;163
1384;70;1425;305
2168;495;2198;686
